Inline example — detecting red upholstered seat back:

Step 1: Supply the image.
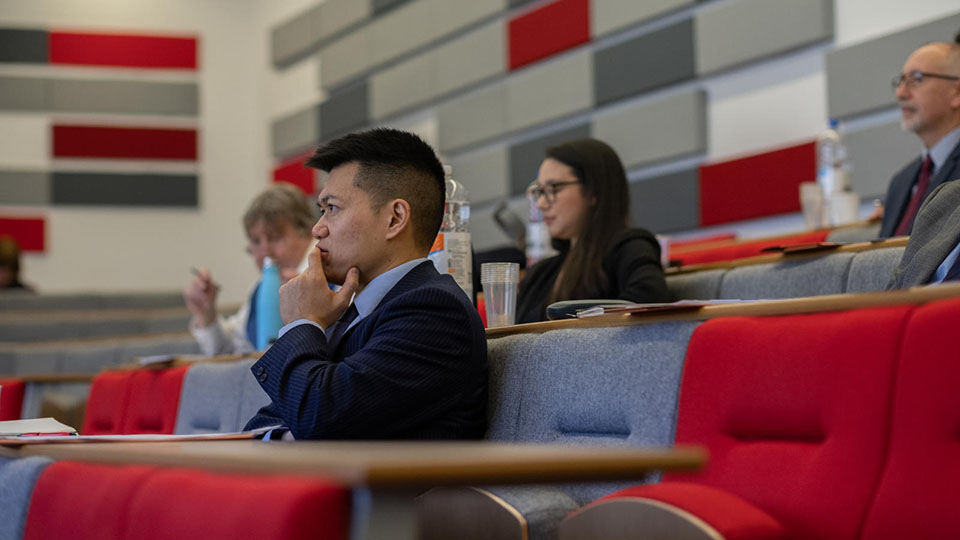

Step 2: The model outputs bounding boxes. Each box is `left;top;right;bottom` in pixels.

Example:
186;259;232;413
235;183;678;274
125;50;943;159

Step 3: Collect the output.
0;377;25;420
676;230;829;266
665;306;913;540
121;365;187;434
80;370;135;435
860;298;960;539
24;461;350;540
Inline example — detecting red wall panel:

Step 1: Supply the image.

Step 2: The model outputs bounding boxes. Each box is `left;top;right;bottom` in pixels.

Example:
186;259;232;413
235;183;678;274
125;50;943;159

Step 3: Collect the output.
508;0;590;70
0;217;45;252
49;31;198;69
53;125;198;160
699;141;817;226
273;151;317;195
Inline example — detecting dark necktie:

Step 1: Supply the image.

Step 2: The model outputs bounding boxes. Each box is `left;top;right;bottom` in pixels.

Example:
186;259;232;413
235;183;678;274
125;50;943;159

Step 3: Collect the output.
894;156;934;236
943;249;960;282
326;303;359;350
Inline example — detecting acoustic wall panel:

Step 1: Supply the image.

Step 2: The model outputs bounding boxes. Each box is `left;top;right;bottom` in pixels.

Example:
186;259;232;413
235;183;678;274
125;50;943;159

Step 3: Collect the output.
448;144;510;204
508;0;590;70
273;151;318;195
843;119;920;199
52;126;197;160
373;0;412;15
319;0;371;40
0;171;49;205
52;172;198;207
433;21;505;98
370;49;435;120
271;4;323;68
369;0;435;66
699;141;816;226
0;217;45;252
50;79;198;116
272;105;320;158
0;28;48;63
318;26;371;91
48;32;197;70
506;50;593;132
629;168;700;233
508;123;591;196
591;0;693;38
437;83;508;152
0;77;48;111
593;19;695;106
695;0;833;74
319;81;369;139
826;13;960;120
593;90;706;169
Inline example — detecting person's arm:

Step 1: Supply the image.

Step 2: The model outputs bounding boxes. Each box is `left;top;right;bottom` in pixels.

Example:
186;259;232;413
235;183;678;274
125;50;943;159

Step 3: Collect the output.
250;286;484;440
610;235;674;304
189;301;253;356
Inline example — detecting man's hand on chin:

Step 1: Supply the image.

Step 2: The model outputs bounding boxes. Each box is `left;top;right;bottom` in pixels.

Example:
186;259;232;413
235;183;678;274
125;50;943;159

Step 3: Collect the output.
278;248;360;329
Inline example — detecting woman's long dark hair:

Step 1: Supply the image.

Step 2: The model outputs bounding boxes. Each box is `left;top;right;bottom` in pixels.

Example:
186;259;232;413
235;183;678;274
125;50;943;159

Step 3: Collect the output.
546;138;631;304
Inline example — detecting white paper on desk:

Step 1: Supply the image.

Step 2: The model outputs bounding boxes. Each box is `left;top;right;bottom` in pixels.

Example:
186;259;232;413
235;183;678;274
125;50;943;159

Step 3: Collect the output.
0;417;78;436
0;426;273;445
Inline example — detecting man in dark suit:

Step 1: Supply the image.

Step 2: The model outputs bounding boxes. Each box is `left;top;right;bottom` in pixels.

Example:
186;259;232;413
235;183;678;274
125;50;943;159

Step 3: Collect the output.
244;128;487;440
879;38;960;238
888;179;960;288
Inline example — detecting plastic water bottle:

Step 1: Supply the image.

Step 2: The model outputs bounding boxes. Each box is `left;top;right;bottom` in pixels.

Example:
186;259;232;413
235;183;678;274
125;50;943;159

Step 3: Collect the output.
429;165;473;299
816;119;852;226
255;257;284;349
525;196;556;266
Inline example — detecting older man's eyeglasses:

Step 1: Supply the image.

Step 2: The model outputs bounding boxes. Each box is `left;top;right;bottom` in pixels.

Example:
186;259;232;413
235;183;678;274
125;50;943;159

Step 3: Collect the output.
891;70;960;91
526;180;580;204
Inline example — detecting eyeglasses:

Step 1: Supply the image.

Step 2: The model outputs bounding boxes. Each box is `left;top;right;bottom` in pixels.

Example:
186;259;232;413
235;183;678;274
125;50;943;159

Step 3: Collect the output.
526;180;580;205
891;70;960;91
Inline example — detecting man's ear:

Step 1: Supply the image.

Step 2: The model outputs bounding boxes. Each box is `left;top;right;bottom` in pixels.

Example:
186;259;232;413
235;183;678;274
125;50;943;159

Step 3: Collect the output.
384;199;411;240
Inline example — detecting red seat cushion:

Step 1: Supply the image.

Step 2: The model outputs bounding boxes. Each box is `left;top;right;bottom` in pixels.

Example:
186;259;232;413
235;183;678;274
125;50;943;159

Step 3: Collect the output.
860;298;960;539
660;306;911;539
127;468;349;540
676;230;829;265
81;370;135;435
0;377;25;420
23;461;156;540
121;366;188;434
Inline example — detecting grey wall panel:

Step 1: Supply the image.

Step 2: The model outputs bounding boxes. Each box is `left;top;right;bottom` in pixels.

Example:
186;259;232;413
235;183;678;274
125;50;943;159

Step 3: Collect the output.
369;0;435;66
629;168;700;233
319;0;371;39
52;173;198;207
432;0;505;37
0;77;48;111
372;0;411;15
0;29;48;63
594;19;695;106
695;0;833;74
0;171;49;205
50;79;198;116
437;83;508;152
319;81;369;139
433;21;505;98
509;0;538;7
507;51;593;132
508;123;591;196
370;50;435;120
844;119;920;199
826;13;960;120
593;90;706;169
272;104;320;158
591;0;693;38
319;26;371;90
448;144;509;205
271;4;322;67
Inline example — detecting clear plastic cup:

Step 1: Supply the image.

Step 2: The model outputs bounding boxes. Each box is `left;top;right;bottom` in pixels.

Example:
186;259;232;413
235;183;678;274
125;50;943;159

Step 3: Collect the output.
480;262;520;328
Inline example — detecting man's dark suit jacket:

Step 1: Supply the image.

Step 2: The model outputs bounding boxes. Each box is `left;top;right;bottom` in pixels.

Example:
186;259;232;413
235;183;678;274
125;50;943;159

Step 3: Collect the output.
244;261;488;440
880;137;960;238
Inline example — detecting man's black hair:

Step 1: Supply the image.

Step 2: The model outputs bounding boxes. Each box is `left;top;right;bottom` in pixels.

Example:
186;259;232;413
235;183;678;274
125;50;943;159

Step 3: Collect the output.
305;128;446;250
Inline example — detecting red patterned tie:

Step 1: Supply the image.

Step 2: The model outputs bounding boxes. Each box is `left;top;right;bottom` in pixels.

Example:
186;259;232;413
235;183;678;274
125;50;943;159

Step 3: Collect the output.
894;156;934;236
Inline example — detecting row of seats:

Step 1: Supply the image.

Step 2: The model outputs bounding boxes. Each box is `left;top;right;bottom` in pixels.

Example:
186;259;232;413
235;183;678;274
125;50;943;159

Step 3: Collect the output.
0;308;193;343
667;243;905;301
0;291;185;312
419;292;960;539
0;458;349;540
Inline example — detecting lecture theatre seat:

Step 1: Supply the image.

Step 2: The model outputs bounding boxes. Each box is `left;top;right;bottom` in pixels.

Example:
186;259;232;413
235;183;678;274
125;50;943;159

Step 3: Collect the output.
673;230;829;266
22;461;349;540
0;377;25;420
561;305;912;540
81;366;187;435
0;456;52;540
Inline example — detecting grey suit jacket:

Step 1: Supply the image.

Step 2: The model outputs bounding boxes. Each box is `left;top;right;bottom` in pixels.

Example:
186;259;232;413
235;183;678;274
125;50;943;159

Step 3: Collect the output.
879;138;960;238
887;180;960;289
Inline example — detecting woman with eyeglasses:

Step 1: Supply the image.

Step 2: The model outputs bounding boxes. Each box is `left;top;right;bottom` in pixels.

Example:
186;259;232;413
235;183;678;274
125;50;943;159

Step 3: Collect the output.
515;138;672;323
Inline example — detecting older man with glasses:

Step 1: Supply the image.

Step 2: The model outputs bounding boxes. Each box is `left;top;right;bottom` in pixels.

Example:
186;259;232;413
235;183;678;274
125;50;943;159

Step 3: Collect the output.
878;35;960;238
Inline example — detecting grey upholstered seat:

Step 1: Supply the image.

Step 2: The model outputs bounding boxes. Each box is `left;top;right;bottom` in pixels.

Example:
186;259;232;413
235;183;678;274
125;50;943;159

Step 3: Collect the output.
845;246;906;293
0;456;53;540
175;360;252;434
719;252;856;299
666;268;727;300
